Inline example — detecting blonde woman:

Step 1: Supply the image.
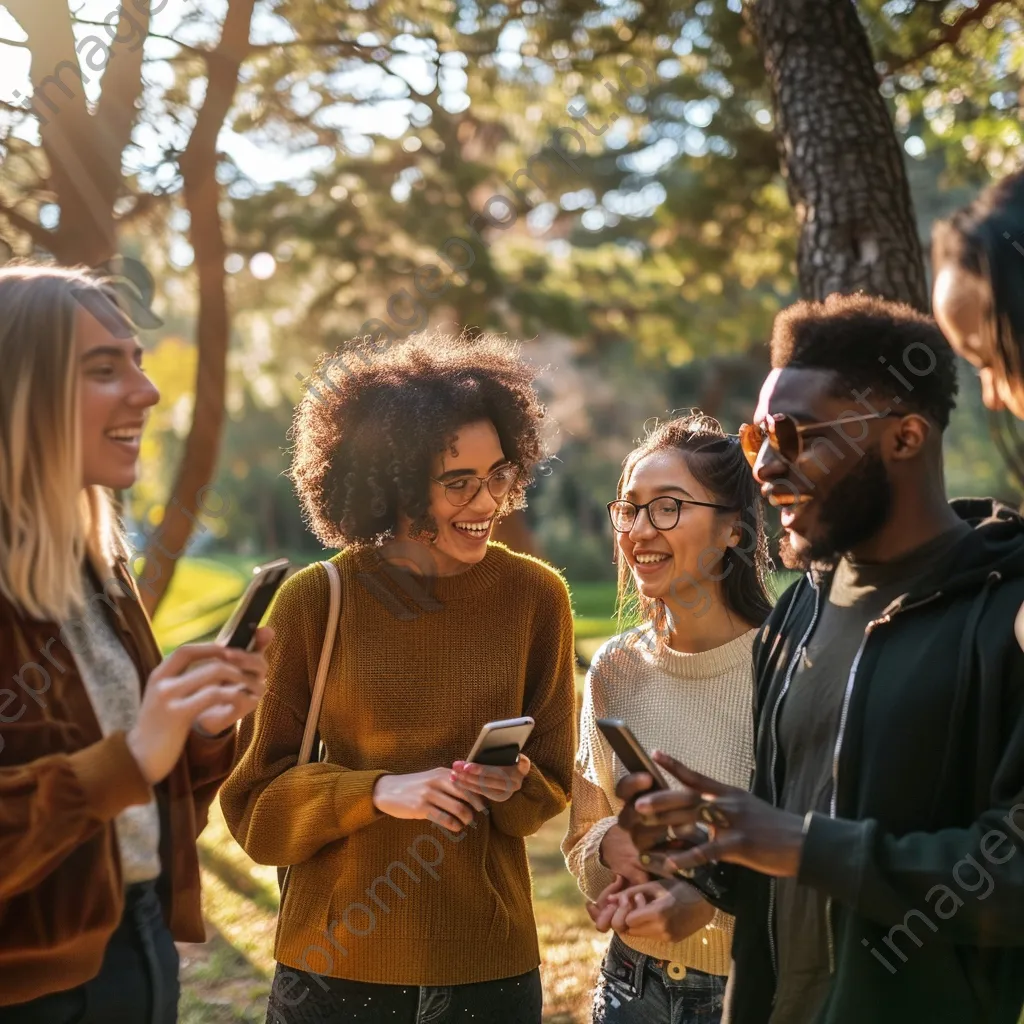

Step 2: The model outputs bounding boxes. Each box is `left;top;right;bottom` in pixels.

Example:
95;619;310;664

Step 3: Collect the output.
0;265;271;1023
563;413;771;1024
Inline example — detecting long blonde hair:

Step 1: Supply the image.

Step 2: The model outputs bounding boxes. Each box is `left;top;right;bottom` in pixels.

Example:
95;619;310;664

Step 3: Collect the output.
0;264;128;622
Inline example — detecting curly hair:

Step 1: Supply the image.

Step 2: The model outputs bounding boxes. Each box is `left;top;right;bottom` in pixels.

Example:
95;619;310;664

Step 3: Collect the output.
615;411;774;634
770;292;958;429
291;329;547;549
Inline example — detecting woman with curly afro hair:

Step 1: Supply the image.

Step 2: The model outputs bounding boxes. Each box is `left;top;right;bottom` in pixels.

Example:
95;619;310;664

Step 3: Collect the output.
222;330;578;1024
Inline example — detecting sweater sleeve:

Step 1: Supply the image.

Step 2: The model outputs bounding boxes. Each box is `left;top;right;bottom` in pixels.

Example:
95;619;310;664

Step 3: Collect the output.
487;570;577;839
562;652;620;900
219;564;387;867
0;731;152;901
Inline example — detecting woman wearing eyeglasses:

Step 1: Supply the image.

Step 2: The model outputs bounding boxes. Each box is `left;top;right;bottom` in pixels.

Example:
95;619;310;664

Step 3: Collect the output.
562;412;772;1024
221;330;577;1024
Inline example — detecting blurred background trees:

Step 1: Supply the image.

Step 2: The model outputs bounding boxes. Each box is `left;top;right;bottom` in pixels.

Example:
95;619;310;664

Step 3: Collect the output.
0;0;1021;594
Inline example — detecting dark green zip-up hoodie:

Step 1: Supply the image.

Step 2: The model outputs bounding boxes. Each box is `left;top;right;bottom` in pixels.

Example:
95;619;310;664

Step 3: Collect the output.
725;498;1024;1024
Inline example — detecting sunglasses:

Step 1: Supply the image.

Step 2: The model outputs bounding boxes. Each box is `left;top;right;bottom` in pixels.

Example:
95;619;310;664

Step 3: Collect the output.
738;411;902;468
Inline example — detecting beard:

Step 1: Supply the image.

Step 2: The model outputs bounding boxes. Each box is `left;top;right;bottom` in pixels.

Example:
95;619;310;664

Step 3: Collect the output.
779;446;893;571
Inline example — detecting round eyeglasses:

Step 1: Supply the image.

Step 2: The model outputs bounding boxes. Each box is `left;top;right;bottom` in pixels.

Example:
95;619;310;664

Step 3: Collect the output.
607;495;733;533
431;464;520;508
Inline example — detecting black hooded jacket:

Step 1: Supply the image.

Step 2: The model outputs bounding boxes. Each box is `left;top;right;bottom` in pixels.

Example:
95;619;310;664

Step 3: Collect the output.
725;498;1024;1024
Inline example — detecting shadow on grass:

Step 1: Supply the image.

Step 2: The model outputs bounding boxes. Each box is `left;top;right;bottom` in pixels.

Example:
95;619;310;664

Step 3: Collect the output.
198;844;280;916
179;922;271;1024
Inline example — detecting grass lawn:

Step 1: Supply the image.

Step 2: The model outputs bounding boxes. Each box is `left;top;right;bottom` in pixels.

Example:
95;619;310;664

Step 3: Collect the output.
179;805;604;1023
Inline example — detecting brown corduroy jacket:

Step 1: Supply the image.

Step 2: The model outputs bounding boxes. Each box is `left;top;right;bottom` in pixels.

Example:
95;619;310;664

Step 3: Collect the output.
0;554;235;1006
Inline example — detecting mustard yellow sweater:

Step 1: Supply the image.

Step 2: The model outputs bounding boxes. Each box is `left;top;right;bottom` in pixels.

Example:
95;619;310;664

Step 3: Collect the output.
220;543;577;986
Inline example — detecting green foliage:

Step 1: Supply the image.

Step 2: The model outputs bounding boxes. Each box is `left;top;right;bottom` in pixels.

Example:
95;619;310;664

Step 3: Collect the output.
4;0;1022;574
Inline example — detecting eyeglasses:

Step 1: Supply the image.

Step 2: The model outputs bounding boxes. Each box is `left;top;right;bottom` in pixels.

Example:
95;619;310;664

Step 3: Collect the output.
431;464;520;507
607;495;732;533
738;411;902;468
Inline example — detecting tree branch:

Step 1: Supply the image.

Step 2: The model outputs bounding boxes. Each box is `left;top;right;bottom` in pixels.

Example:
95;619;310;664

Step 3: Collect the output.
0;36;30;48
94;3;150;175
883;0;1004;75
143;0;256;613
0;199;55;250
7;0;119;263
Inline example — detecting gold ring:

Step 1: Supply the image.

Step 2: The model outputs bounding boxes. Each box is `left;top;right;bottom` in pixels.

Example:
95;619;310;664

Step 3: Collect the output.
699;803;730;829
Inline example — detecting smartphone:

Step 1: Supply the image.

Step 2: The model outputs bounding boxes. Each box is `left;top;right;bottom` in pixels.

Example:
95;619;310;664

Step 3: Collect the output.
596;718;669;790
598;719;727;902
465;716;535;767
216;558;291;651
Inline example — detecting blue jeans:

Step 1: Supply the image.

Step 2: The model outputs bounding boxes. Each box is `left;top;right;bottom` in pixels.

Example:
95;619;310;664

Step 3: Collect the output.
265;964;543;1024
593;934;725;1024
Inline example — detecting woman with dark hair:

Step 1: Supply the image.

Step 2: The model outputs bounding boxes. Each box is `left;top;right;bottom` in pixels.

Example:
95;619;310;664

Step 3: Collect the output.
932;169;1024;475
562;412;772;1024
220;330;577;1024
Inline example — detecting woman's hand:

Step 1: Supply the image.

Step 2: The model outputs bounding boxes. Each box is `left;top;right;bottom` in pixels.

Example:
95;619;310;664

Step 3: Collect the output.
192;628;274;737
372;768;487;832
127;635;272;785
587;877;714;942
598;824;649;886
450;754;531;804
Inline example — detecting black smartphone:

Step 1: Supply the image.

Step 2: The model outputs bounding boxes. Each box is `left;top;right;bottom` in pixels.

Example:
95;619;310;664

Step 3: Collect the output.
598;719;727;903
597;718;669;789
216;558;290;651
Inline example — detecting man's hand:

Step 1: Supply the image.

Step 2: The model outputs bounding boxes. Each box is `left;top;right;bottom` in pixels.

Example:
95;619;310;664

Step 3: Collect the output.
587;876;714;942
614;750;807;879
450;755;531;804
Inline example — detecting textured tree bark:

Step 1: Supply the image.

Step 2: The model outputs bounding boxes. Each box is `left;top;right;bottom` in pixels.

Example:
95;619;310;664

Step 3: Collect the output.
139;0;256;613
744;0;928;311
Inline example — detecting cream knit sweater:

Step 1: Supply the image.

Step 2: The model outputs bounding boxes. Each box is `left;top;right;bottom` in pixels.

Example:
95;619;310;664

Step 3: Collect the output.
562;624;756;977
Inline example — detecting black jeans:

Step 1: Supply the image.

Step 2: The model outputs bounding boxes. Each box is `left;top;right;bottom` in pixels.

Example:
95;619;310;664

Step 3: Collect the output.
593;934;725;1024
0;881;180;1024
265;963;543;1024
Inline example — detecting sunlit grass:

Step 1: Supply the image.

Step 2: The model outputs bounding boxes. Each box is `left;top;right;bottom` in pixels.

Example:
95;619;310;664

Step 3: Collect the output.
151;558;251;651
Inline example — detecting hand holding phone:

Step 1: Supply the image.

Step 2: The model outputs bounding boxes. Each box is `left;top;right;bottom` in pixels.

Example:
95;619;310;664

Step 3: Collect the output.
597;718;669;789
453;716;535;803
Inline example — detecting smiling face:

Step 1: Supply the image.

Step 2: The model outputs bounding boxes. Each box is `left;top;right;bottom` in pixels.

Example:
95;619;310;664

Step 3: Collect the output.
617;448;738;609
411;418;515;575
752;367;897;567
77;308;160;490
932;263;1024;420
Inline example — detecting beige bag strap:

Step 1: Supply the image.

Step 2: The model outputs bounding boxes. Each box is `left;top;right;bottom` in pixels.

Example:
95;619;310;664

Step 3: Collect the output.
297;559;341;767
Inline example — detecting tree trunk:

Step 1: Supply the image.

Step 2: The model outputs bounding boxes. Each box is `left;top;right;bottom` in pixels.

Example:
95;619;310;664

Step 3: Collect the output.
744;0;928;311
4;0;150;265
138;0;256;613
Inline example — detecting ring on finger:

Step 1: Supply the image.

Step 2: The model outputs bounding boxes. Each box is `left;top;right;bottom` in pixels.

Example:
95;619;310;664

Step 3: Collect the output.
698;802;730;829
694;820;714;842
